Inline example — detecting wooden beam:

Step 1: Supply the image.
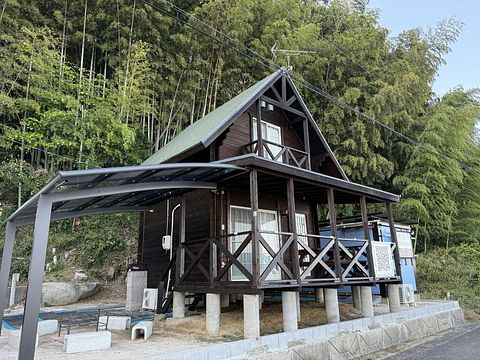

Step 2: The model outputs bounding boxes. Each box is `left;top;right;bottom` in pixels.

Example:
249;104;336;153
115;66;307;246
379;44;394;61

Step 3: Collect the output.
250;169;260;288
386;202;402;280
282;74;287;102
327;188;342;280
286;95;296;106
256;100;264;157
287;178;301;284
260;95;306;118
303;118;311;170
360;196;375;279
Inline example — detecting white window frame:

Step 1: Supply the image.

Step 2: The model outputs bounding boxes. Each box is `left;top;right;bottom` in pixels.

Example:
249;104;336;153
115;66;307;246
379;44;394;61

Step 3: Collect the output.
252;117;283;162
229;205;281;281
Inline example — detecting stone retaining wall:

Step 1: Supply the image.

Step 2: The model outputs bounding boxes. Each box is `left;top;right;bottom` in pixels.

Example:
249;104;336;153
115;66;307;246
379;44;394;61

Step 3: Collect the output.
148;301;463;360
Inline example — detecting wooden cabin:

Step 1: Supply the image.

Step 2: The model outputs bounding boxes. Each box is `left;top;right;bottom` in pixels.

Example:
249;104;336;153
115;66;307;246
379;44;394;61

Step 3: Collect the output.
136;69;402;316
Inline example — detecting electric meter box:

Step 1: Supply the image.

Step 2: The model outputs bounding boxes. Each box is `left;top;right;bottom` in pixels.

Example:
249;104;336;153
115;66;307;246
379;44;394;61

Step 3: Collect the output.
162;235;172;250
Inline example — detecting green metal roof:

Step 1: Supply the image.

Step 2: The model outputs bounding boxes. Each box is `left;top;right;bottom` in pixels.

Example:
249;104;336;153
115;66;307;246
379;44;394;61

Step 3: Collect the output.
143;70;282;165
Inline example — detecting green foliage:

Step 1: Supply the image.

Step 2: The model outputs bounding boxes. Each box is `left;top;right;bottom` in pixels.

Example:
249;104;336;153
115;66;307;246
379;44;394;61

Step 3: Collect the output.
417;244;480;312
0;0;480;283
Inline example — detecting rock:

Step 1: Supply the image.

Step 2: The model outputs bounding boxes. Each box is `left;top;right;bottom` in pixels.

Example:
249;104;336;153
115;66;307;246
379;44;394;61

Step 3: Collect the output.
74;271;88;282
42;282;101;306
105;267;116;281
77;283;101;300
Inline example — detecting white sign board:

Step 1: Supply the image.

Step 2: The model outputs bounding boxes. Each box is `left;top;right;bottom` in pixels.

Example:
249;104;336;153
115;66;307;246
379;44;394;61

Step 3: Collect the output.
397;231;414;258
372;242;396;278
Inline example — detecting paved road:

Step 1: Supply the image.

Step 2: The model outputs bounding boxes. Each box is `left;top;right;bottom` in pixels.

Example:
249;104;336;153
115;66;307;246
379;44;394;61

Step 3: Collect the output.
386;322;480;360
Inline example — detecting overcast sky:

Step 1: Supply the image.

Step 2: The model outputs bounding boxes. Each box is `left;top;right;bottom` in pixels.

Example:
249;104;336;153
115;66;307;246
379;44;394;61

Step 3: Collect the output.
369;0;479;96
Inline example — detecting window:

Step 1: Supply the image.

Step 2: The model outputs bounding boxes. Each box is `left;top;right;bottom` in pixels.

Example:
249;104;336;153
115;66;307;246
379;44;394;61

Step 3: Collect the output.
252;117;283;162
229;206;281;281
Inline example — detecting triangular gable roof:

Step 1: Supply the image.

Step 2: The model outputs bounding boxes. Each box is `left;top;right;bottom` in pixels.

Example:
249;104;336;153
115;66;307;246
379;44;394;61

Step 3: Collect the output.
143;69;348;181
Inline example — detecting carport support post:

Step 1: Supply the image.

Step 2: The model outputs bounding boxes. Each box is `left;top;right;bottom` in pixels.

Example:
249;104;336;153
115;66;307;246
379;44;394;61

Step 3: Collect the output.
19;195;53;360
0;221;17;336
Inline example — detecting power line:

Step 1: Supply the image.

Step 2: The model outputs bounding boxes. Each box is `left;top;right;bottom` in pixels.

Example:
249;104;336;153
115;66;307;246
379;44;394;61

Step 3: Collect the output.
139;0;479;175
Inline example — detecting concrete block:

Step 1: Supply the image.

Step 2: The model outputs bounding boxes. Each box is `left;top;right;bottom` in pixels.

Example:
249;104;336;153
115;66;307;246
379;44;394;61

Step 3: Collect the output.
325;323;340;338
131;321;153;340
277;330;295;349
126;270;148;311
204;343;232;360
295;327;314;343
64;331;112;353
359;327;384;353
8;330;39;350
99;315;131;330
20;319;58;336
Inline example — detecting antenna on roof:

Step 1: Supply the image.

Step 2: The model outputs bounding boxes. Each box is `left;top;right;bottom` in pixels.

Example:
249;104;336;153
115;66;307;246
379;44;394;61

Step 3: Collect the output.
271;43;317;69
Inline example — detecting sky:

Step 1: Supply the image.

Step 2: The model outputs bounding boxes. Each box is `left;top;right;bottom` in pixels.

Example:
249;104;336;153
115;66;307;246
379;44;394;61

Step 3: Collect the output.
368;0;479;96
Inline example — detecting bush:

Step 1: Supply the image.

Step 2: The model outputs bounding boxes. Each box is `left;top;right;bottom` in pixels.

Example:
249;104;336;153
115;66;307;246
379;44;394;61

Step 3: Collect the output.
417;244;480;312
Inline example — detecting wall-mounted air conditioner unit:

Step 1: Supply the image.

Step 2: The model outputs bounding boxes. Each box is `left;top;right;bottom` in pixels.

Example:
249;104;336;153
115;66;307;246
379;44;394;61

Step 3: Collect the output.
399;284;415;305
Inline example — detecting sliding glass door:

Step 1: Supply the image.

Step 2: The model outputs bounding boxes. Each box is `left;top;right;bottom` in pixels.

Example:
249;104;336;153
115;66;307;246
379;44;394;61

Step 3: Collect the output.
230;206;281;281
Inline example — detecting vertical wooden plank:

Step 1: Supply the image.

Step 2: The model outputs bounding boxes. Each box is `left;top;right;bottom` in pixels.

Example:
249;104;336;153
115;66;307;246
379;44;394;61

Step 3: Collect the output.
303;118;311;170
360;196;375;279
386;202;402;279
287;178;301;284
256;100;264;158
327;188;341;280
250;169;260;288
282;74;286;102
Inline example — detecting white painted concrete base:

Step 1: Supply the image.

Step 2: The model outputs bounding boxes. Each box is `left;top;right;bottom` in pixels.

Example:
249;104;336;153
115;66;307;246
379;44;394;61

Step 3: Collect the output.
243;294;260;339
20;319;58;336
63;331;112;353
131;321;153;341
99;316;131;330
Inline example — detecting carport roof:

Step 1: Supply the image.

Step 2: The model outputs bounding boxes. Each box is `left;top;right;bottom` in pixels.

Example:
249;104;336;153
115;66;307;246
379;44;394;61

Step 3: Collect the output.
6;163;246;225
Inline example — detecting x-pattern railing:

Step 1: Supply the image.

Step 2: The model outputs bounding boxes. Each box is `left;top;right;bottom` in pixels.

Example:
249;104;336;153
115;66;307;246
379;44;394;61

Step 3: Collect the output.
241;140;310;169
259;230;295;282
297;234;337;280
338;238;371;281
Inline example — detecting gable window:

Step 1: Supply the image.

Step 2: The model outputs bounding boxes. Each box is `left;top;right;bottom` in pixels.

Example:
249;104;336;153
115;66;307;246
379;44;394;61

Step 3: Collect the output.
252;117;283;162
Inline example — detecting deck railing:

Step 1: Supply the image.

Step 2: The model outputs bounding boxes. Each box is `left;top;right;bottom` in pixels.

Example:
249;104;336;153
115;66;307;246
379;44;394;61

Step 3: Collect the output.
169;230;399;293
241;139;310;170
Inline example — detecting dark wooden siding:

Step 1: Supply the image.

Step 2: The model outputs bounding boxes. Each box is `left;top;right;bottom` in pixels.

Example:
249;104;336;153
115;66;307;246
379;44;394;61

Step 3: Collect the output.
140;189;212;288
217;104;305;161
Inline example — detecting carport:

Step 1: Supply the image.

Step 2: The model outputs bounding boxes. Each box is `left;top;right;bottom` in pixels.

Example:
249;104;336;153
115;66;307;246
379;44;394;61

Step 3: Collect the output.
0;162;245;359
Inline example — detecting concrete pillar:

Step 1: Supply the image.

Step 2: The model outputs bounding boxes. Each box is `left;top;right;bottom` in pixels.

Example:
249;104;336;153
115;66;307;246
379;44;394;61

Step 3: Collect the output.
125;270;148;311
172;291;185;319
315;288;324;306
388;284;401;313
352;286;362;311
324;288;340;323
296;291;301;322
206;293;221;335
243;294;260;339
229;294;237;304
9;273;19;307
282;291;298;331
221;293;230;308
361;286;374;317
